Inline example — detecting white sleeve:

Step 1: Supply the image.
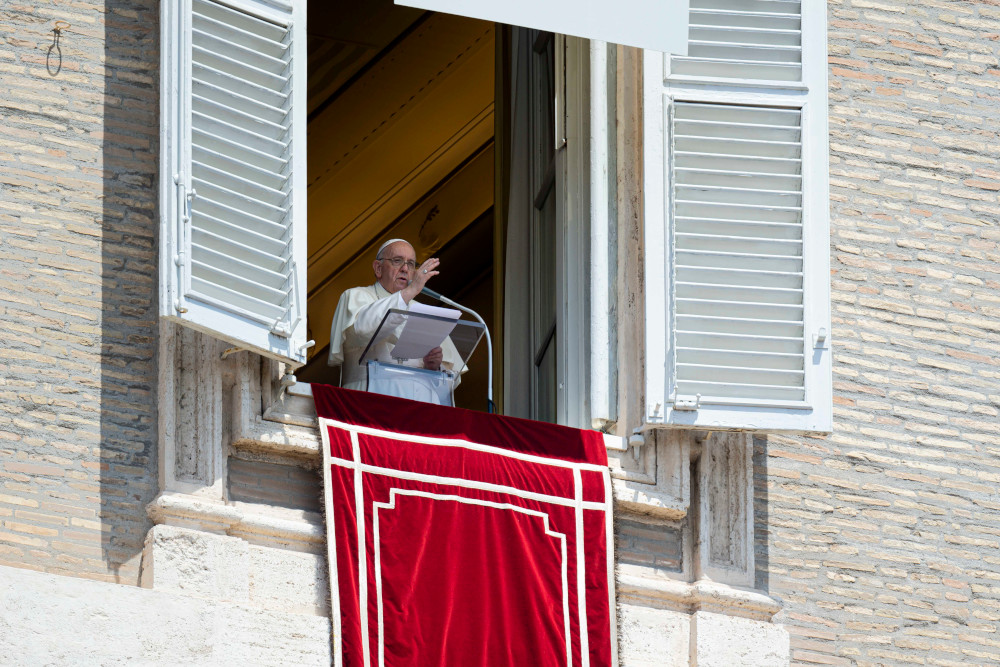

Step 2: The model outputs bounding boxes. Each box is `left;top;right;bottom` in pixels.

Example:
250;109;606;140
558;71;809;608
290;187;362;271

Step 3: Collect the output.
329;288;408;365
350;290;409;346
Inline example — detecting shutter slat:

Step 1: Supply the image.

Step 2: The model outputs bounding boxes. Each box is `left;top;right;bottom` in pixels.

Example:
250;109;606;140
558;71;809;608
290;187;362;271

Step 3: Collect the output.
193;159;288;207
192;93;288;141
191;259;289;303
677;281;803;305
675;217;802;240
193;110;289;156
676;249;802;273
675;169;801;192
192;227;286;273
675;118;801;139
190;276;286;323
675;136;801;159
675;153;801;175
690;26;801;44
676;331;803;355
677;363;803;386
193;144;286;192
675;201;801;224
681;349;804;365
689;44;802;64
192;8;288;58
678;266;802;289
676;314;803;338
676;380;805;402
193;0;288;41
193;211;288;257
193;126;288;174
677;298;802;322
691;11;800;30
675;103;800;123
192;28;289;75
193;45;289;92
193;177;286;220
192;242;289;290
676;233;801;256
679;347;802;371
670;59;801;83
192;62;288;109
676;186;801;207
193;77;288;125
692;0;800;16
194;196;288;239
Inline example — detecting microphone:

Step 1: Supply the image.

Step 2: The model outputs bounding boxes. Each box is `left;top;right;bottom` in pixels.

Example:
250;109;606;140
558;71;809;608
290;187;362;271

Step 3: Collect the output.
421;287;495;414
420;286;445;301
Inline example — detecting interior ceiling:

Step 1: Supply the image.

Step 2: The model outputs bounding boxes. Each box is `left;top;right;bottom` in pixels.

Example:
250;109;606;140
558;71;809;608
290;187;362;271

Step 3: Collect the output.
307;0;425;115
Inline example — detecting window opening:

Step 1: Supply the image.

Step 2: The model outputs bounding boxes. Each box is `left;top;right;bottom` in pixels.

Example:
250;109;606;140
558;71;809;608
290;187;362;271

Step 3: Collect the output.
299;0;497;412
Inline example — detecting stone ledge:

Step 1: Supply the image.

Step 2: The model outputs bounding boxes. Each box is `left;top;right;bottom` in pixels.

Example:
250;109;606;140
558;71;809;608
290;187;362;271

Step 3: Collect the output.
243;407;629;459
147;492;323;552
617;573;782;621
233;417;323;460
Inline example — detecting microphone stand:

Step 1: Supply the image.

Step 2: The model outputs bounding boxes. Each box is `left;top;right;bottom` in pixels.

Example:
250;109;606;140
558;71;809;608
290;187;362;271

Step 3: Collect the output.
421;287;494;414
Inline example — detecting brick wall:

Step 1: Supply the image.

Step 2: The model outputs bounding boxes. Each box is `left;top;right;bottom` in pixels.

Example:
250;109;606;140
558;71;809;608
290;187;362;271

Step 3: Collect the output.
758;2;1000;665
0;1;158;583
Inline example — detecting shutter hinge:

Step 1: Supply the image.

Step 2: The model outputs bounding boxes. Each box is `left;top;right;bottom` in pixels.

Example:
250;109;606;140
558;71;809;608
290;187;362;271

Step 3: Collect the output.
173;173;188;313
673;393;701;411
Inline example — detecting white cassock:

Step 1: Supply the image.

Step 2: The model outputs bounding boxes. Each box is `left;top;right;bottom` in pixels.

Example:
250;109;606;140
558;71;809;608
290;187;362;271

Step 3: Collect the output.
327;282;466;403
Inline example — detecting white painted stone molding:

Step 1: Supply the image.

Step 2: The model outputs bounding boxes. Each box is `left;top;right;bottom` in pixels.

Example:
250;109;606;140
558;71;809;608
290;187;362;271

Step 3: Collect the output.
617;574;781;623
694;431;755;588
610;429;692;519
158;321;227;499
146;492;323;552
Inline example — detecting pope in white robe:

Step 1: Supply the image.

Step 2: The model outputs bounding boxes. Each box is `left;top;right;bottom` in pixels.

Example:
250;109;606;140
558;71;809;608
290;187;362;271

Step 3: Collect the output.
327;239;465;404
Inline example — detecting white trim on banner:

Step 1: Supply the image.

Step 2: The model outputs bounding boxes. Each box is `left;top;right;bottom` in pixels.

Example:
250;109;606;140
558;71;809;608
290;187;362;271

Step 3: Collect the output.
351;431;371;667
322;418;610;472
373;489;571;667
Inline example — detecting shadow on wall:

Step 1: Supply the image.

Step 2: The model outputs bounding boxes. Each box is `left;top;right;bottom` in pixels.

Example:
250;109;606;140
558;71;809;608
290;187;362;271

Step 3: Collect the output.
753;434;772;596
98;0;160;583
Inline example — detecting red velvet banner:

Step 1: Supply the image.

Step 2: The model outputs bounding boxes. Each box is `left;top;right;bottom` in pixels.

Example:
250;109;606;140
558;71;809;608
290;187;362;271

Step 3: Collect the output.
314;385;616;667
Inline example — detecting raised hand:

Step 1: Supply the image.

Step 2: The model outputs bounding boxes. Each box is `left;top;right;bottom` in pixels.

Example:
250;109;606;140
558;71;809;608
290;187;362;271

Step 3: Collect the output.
401;257;440;304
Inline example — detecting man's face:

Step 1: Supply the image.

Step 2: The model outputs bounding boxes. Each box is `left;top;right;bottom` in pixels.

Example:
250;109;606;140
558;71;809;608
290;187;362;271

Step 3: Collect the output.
373;241;417;294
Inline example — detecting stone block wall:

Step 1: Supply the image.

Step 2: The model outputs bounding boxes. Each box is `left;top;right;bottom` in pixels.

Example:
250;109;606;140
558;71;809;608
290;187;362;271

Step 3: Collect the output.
758;2;1000;665
0;1;159;583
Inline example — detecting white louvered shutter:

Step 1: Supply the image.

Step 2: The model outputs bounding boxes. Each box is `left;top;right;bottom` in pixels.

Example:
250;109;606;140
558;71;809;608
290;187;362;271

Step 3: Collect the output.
160;0;310;366
643;0;831;432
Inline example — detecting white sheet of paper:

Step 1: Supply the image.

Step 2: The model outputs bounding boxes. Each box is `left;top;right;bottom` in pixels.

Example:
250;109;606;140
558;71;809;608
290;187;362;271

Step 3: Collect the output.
391;301;461;360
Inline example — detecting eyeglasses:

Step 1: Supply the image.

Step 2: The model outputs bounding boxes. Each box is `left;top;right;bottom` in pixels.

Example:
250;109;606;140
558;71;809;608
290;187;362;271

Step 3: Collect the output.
381;256;417;270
